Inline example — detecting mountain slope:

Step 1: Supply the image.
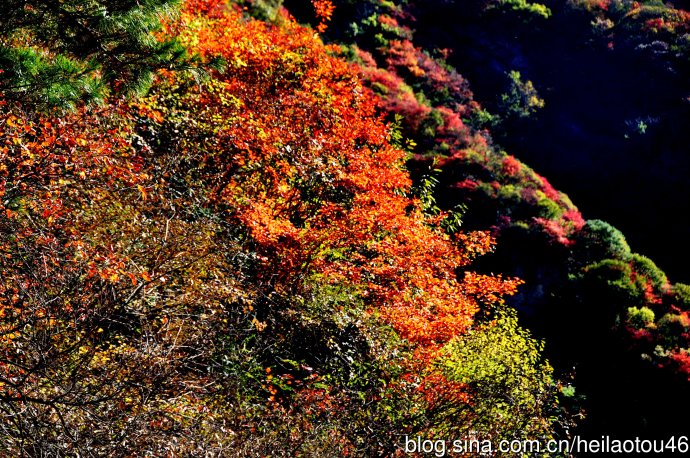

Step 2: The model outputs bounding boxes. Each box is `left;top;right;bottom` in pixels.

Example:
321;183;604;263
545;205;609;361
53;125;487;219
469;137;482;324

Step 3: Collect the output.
0;0;568;454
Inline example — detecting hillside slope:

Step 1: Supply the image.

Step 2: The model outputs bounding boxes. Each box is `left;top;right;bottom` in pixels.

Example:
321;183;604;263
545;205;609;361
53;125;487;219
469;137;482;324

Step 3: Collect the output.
0;0;569;454
264;0;690;438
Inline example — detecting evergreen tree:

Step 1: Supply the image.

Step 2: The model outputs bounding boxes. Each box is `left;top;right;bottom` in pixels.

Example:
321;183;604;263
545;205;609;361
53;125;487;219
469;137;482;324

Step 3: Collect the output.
0;0;192;109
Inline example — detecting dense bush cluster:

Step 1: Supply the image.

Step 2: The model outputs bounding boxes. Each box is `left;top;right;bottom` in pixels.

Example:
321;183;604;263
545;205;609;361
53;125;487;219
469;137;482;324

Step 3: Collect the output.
0;0;572;454
2;0;688;452
266;0;690;437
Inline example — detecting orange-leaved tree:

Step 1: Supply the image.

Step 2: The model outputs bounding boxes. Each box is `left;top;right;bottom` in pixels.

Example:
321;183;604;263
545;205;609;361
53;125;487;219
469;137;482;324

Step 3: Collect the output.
152;0;522;349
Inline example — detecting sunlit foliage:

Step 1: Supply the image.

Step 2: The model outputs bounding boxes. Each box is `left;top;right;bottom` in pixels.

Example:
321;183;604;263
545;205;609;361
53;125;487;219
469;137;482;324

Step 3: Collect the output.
0;0;195;109
0;0;562;454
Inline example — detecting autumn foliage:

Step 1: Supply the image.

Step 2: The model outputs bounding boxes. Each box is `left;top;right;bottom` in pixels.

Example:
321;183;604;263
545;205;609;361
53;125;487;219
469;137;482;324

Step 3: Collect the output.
0;0;549;454
155;2;524;349
274;0;690;439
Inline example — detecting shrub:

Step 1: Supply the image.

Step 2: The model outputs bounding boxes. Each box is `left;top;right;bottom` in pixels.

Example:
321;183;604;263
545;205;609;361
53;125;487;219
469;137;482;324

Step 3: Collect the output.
499;70;545;119
632;253;669;294
582;259;643;303
576;219;632;262
657;313;690;345
626;306;655;329
672;283;690;309
434;310;564;446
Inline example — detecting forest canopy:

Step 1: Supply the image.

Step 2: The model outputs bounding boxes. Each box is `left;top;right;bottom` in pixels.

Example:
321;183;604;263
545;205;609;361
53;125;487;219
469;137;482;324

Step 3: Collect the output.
0;0;572;454
2;0;689;454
